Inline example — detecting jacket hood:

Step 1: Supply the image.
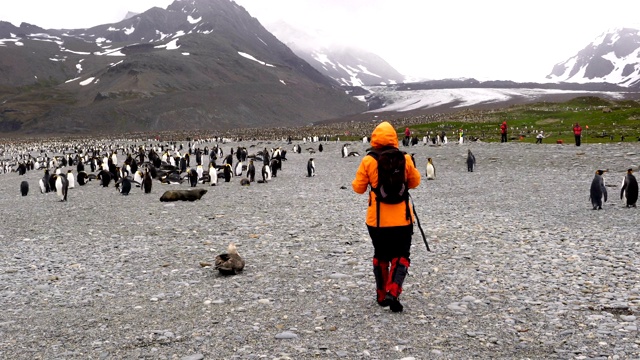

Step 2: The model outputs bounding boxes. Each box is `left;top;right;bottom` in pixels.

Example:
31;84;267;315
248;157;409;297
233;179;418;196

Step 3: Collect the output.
370;121;398;148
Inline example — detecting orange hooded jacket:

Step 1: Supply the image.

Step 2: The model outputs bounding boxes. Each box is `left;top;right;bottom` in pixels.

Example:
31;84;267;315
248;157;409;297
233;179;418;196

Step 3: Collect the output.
352;121;421;227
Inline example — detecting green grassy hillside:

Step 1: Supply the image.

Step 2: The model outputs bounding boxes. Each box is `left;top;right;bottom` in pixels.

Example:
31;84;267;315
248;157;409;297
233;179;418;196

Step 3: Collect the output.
403;96;640;144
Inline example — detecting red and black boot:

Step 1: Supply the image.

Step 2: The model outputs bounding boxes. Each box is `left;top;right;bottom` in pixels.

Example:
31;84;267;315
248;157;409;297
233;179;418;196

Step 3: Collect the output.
372;258;390;307
385;257;410;312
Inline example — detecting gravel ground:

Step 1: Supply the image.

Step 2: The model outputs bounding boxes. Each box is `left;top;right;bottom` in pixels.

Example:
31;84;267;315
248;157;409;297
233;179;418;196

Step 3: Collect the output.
1;139;639;360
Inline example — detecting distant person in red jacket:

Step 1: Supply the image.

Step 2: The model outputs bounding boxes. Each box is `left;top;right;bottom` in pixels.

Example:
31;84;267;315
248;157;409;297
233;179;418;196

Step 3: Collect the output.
403;127;411;146
573;123;582;146
500;121;508;143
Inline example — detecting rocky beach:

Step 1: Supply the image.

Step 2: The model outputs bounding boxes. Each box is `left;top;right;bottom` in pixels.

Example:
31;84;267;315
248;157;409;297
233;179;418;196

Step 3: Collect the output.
1;139;639;359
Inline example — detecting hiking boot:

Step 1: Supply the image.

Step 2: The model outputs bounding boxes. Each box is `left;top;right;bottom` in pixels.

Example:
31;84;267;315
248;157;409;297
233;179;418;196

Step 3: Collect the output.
377;297;391;307
384;294;403;313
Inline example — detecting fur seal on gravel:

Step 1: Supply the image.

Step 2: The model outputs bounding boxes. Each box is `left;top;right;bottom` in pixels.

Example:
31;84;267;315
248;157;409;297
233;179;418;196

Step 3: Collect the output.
159;189;207;202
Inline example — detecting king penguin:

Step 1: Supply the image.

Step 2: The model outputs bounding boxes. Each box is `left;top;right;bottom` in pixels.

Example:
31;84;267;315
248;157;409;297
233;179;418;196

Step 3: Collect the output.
426;158;436;180
55;174;69;201
307;158;315;177
247;160;256;182
209;163;218;186
620;168;638;207
467;149;476;172
119;177;132;195
66;170;75;189
20;181;29;196
590;169;608;210
234;160;243;177
77;171;89;186
342;144;348;158
142;169;153;193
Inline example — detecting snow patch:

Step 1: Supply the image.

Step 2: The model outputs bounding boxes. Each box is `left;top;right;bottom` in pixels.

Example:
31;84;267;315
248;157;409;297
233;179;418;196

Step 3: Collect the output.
187;15;202;24
124;26;135;35
155;39;180;50
182;52;190;56
79;77;95;86
280;80;286;85
238;52;275;67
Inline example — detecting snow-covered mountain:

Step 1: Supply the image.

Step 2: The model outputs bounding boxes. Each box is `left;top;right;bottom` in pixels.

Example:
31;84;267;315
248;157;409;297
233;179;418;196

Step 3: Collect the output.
266;21;405;86
547;28;640;87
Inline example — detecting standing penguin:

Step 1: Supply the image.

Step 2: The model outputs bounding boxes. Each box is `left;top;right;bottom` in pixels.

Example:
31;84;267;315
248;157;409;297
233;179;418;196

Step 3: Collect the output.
258;163;270;183
118;177;132;195
66;170;75;189
209;163;218;186
55;174;69;201
467;149;476;172
223;164;232;182
307;158;315;177
188;168;198;187
20;181;29;196
142;169;153;194
77;171;89;186
318;143;323;153
234;160;243;177
620;168;638;207
590;170;608;210
98;169;112;187
196;164;204;183
247;160;256;182
41;169;51;193
341;144;348;158
426;158;436;180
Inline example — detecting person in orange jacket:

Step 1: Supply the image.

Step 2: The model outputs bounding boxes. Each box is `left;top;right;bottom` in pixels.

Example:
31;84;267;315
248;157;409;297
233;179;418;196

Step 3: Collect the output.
352;121;421;312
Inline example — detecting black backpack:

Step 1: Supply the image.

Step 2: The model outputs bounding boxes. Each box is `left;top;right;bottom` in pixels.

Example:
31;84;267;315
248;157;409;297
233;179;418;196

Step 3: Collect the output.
368;147;411;226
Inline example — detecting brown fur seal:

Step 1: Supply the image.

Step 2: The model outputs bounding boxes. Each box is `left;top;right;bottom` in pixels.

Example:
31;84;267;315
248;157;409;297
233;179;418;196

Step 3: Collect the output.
159;189;207;202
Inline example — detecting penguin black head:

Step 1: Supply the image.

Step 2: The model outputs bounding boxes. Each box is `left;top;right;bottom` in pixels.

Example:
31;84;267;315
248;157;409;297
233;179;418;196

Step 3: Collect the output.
628;168;634;174
595;169;607;175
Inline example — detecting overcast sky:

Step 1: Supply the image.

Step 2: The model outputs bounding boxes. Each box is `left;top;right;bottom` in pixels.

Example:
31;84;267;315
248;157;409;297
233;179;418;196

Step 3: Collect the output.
3;0;640;82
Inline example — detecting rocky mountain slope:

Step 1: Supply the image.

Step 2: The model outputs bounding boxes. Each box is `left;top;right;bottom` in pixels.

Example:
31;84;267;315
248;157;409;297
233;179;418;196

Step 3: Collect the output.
265;21;405;86
547;27;640;87
0;0;365;134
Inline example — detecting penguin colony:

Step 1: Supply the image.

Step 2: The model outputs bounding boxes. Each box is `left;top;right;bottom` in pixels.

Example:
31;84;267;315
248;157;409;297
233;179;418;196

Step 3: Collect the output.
4;135;637;212
2;133;638;284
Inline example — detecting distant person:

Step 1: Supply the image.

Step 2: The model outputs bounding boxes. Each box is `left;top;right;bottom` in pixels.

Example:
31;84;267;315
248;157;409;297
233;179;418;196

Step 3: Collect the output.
404;127;411;146
573;123;582;146
352;121;421;312
536;131;544;144
458;129;464;144
500;121;508;143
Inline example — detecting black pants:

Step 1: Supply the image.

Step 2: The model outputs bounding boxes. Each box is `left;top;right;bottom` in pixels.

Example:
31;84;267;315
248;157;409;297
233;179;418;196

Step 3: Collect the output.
536;138;542;144
575;135;581;146
367;225;413;261
501;133;507;142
